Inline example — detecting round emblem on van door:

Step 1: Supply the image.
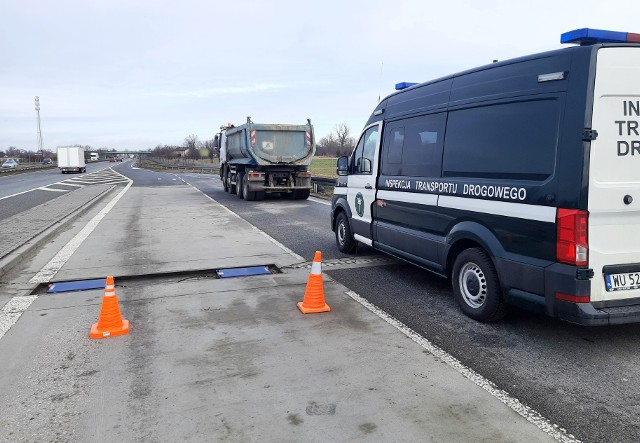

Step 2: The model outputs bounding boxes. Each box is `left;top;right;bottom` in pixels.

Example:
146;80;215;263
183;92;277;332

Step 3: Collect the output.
355;192;365;217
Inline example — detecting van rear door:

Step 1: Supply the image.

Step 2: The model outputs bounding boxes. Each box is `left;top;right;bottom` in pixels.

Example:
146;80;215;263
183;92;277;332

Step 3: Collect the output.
588;46;640;302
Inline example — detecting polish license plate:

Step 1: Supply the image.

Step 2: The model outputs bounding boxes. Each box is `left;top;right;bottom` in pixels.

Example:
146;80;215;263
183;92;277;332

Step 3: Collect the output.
605;272;640;291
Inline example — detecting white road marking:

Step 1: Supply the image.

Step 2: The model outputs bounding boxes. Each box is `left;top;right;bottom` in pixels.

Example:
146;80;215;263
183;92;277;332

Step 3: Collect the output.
344;289;580;443
0;189;34;201
29;174;133;284
56;183;85;188
308;196;331;206
186;183;304;261
37;187;69;192
0;296;38;341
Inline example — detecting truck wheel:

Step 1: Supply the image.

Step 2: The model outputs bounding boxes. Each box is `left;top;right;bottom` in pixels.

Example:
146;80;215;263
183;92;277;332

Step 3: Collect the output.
229;172;237;195
222;168;229;192
452;248;507;322
335;212;356;253
297;189;311;200
236;173;245;199
243;175;256;201
255;192;265;201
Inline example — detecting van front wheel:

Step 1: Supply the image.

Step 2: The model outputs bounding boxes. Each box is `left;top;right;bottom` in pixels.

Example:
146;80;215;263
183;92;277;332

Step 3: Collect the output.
335;212;356;253
452;248;506;322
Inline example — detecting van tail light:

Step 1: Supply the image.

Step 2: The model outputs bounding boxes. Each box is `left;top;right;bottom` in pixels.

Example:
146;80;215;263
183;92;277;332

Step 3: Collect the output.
556;209;588;266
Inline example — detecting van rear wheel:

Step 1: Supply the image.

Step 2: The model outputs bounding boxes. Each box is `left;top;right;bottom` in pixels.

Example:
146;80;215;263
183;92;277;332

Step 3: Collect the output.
335;212;356;253
452;248;506;322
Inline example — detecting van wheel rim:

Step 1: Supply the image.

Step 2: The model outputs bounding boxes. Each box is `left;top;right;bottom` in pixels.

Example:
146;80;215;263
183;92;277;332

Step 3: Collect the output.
459;263;487;308
337;222;346;245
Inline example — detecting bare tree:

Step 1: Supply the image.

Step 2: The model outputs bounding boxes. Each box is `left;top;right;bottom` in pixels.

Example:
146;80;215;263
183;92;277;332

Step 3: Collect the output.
203;138;216;161
183;134;199;160
316;124;356;157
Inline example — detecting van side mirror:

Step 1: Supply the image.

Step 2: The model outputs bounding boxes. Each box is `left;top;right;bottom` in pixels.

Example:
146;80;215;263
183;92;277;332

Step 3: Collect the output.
213;135;219;148
337;156;349;176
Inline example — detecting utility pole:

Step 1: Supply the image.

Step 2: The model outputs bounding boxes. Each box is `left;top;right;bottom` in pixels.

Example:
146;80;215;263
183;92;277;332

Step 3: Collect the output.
35;96;43;155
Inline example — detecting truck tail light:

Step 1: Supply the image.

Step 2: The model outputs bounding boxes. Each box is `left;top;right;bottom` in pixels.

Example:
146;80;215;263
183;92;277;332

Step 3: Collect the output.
296;171;312;178
248;172;264;181
556;209;588;266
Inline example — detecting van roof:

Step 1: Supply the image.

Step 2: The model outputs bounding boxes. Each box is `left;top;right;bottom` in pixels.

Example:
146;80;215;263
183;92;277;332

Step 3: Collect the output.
367;42;640;126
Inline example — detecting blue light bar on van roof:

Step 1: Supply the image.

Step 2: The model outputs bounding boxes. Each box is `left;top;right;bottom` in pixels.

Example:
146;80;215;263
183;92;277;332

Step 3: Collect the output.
561;28;640;45
395;82;418;91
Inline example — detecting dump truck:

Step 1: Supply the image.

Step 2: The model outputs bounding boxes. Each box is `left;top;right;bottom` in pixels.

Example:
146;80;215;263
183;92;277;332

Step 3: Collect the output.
57;146;86;173
214;117;316;201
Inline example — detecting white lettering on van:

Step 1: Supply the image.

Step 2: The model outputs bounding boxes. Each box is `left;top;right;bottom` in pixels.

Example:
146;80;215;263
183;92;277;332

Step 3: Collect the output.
385;179;411;189
415;181;458;194
463;184;526;201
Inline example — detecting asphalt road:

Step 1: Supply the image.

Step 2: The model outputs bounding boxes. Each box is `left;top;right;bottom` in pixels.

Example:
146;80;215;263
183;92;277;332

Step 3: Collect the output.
171;171;640;443
0;161;117;221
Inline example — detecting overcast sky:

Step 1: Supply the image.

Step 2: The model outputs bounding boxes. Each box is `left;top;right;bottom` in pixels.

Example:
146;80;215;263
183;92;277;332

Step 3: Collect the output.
2;0;639;151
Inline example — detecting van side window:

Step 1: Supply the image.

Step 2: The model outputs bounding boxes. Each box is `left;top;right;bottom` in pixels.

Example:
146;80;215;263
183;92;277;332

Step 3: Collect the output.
442;99;560;180
381;113;446;177
352;126;379;174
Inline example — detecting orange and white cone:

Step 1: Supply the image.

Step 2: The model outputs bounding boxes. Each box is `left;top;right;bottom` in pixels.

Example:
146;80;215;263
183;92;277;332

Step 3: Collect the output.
297;251;330;314
90;275;130;339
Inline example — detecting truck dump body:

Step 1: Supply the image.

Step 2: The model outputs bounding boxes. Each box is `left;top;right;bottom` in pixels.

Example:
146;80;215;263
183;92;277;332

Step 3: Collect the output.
217;117;316;201
225;123;314;166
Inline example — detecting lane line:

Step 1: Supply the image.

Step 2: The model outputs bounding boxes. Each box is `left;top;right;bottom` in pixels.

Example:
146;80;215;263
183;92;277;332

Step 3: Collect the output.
0;296;38;340
308;196;331;206
344;289;580;443
37;187;69;192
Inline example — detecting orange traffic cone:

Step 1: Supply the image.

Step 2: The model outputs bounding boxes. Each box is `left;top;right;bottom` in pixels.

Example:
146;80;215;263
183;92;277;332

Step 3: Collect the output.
297;251;330;314
90;275;130;338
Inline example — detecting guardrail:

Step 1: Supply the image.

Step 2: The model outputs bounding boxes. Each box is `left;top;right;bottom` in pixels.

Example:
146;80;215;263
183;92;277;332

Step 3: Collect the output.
139;159;337;191
0;163;57;174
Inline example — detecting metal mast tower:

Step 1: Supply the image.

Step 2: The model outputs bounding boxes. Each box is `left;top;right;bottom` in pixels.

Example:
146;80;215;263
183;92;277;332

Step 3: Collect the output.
35;96;43;154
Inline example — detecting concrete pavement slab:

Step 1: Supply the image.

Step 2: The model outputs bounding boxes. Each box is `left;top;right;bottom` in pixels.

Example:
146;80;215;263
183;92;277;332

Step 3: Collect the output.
0;270;556;442
53;185;301;281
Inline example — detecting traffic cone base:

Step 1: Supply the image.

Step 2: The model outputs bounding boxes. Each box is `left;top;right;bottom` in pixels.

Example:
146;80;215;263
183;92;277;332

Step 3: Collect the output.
297;301;330;314
90;319;130;338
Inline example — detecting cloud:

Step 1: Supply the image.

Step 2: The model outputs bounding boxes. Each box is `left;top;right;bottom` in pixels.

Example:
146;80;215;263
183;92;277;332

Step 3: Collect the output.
152;84;286;98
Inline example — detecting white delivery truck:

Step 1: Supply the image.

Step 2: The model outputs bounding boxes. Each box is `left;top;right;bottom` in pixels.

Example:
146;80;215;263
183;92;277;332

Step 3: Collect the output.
57;146;86;173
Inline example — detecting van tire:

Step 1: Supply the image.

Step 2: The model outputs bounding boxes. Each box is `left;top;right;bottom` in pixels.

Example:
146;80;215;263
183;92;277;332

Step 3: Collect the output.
452;248;507;322
237;173;244;199
335;212;356;253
